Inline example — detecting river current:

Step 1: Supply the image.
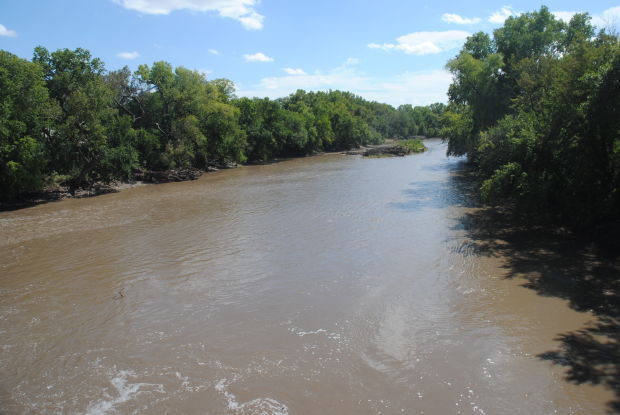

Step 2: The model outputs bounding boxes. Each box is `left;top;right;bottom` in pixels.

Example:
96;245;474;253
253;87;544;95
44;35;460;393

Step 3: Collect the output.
0;139;614;414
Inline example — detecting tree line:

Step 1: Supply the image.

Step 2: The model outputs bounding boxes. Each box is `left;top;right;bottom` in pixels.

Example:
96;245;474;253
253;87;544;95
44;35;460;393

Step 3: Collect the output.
442;6;619;229
0;47;444;200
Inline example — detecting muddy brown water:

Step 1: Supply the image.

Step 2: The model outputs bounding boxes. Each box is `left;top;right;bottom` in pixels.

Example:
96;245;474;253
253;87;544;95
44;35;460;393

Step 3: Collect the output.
0;139;615;414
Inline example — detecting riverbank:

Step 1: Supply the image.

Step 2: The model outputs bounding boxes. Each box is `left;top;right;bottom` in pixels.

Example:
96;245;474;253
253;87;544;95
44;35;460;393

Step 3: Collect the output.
343;138;427;157
1;139;433;211
0;181;137;211
0;165;232;211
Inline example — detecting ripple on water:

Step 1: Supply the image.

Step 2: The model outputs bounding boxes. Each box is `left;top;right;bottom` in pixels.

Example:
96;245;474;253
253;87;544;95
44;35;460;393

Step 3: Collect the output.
215;378;289;415
0;140;611;414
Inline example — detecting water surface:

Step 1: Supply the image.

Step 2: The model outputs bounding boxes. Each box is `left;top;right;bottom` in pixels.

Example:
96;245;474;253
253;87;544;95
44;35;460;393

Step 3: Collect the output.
0;140;613;414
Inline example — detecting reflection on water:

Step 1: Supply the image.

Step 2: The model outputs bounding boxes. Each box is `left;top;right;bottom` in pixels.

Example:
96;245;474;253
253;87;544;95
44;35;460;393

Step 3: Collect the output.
0;139;615;414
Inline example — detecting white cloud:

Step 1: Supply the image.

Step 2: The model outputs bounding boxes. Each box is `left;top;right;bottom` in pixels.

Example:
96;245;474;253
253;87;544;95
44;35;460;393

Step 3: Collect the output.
367;71;453;106
369;31;470;55
244;52;274;62
592;6;620;29
553;11;577;23
489;6;520;24
237;61;450;107
487;6;619;29
544;7;620;29
441;13;481;24
240;62;370;98
196;68;213;77
237;13;263;30
283;68;307;75
117;51;140;59
114;0;264;29
0;24;17;37
209;48;221;55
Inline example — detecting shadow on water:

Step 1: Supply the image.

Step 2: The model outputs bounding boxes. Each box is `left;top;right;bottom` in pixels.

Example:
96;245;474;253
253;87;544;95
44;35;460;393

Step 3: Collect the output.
392;155;620;412
390;159;479;211
453;193;620;413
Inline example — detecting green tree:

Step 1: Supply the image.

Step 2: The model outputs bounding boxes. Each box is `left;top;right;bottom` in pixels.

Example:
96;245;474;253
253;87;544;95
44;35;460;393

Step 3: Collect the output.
135;63;246;168
443;6;620;227
33;47;128;192
0;51;55;199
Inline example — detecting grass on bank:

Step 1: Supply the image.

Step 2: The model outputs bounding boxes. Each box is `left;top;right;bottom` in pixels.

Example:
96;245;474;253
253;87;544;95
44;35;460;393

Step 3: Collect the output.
397;138;426;153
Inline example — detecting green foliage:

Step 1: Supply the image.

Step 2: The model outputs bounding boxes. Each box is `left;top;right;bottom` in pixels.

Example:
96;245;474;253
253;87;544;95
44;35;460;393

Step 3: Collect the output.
133;62;246;168
33;46;131;190
443;6;620;228
480;162;526;202
441;105;475;157
397;138;426;153
236;97;280;162
0;50;53;199
1;46;446;200
494;6;566;69
446;51;508;154
102;114;140;180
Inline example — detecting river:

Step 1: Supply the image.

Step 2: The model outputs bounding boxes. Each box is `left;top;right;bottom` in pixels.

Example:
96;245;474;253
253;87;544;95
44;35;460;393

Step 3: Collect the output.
0;139;615;414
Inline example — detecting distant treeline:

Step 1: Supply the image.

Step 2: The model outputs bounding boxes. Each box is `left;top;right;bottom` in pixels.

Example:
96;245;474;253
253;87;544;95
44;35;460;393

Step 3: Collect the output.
442;6;619;228
0;47;444;199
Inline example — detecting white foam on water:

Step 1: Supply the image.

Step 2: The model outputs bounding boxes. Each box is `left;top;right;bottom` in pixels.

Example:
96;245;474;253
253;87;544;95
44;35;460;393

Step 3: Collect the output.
289;327;343;341
215;379;289;415
84;370;164;415
295;328;326;336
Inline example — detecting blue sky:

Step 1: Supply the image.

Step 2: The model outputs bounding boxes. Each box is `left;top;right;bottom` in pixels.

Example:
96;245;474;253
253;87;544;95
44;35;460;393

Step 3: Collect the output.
1;0;619;106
